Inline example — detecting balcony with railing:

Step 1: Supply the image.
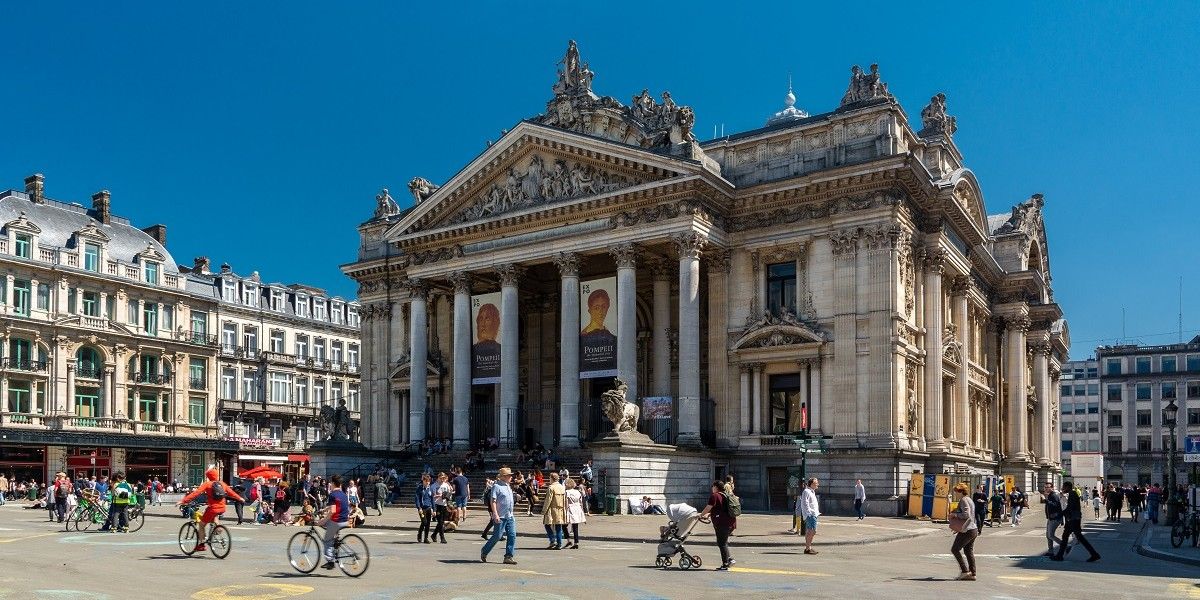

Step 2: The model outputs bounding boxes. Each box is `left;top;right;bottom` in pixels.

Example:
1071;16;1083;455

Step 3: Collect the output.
0;412;46;427
2;358;49;373
80;315;110;330
218;398;319;418
189;377;207;390
76;363;103;379
131;371;171;385
176;330;219;347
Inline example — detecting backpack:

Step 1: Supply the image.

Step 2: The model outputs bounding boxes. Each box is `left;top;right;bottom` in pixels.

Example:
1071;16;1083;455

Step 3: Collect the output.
209;481;226;500
114;484;131;501
248;484;259;501
55;482;71;498
723;490;742;518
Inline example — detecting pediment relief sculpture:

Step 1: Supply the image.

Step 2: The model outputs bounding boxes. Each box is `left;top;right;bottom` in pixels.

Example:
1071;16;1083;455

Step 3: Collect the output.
454;154;642;224
733;308;826;350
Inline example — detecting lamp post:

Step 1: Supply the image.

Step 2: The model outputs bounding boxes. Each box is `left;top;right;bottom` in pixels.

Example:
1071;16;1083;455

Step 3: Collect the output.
1164;398;1179;524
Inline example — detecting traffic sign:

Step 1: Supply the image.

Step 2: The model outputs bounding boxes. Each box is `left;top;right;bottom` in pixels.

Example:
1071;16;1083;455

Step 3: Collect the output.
1185;435;1200;463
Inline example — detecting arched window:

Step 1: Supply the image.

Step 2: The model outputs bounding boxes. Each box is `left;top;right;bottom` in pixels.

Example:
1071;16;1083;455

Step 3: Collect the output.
76;347;102;378
7;338;46;370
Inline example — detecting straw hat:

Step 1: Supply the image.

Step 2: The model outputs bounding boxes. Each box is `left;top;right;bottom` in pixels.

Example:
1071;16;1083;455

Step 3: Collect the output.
497;467;513;477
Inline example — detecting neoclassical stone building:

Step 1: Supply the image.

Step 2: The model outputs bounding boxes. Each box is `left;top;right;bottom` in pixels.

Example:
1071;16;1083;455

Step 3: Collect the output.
344;42;1069;510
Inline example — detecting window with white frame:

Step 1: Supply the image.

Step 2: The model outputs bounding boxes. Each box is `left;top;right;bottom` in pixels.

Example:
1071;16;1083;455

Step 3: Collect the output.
313;380;326;406
221;368;237;400
127;299;139;326
330;301;344;324
295;334;309;358
348;309;360;328
313;298;327;321
296;377;308;406
295;294;309;317
14;233;32;259
242;370;259;402
83;242;100;272
331;341;343;364
347;384;359;411
242;326;258;356
242;283;258;307
144;261;159;284
221;279;236;302
271;289;285;311
221;322;237;352
36;283;50;311
347;344;358;368
269;330;285;353
268;372;291;404
313;338;326;364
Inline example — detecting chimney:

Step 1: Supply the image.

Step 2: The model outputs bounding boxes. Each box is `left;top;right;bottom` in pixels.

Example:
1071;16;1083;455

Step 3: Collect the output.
193;256;211;274
142;224;167;245
220;263;232;274
91;190;112;224
24;174;45;204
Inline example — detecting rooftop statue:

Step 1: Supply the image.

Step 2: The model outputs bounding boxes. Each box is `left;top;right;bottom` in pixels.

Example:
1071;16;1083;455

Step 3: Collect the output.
919;92;957;137
840;63;893;107
374;188;399;218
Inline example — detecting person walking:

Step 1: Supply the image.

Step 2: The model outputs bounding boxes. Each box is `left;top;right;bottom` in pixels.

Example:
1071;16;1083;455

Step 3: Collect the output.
373;477;388;517
799;477;821;555
1009;486;1026;527
415;473;435;544
1146;483;1162;524
52;472;72;523
989;487;1005;527
1041;482;1068;557
699;480;737;570
452;467;471;524
480;476;497;540
432;472;452;543
564;478;586;549
948;483;977;581
853;479;866;520
480;467;518;565
1091;488;1102;519
0;473;6;506
971;484;989;531
541;472;567;549
1051;480;1100;563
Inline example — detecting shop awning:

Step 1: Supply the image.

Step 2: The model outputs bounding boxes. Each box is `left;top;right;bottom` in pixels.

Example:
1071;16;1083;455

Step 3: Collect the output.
236;454;286;462
287;454;310;463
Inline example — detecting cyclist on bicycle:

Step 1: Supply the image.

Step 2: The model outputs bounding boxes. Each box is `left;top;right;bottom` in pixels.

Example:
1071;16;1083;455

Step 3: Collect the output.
178;468;243;552
320;474;350;570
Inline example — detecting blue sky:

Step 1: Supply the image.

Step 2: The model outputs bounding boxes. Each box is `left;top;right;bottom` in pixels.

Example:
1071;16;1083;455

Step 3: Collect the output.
2;2;1197;359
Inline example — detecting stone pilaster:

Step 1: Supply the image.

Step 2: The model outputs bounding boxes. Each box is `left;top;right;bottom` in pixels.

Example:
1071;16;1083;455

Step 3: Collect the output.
650;259;672;397
829;228;859;446
610;244;640;403
1005;314;1030;462
922;249;947;451
496;264;523;446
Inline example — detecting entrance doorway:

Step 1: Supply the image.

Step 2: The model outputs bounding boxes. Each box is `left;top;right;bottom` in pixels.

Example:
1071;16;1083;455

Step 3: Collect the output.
766;466;791;512
768;374;807;435
471;388;496;445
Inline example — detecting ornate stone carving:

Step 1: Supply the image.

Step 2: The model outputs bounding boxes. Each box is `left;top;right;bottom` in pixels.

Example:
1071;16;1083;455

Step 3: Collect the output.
943;323;962;364
727;189;905;233
949;275;970;296
456;154;637;224
601;379;640;433
319;401;357;441
408;177;440;206
703;249;732;274
862;223;903;251
840;64;893;107
406;279;429;301
553;252;581;277
918;93;957;137
448;271;472;295
610;201;683;228
898;236;916;319
923;248;946;274
410;245;463;266
994;194;1045;236
672;232;707;259
829;228;859;256
610;243;640;268
373;188;400;219
493;264;523;287
905;358;920;435
1006;315;1031;332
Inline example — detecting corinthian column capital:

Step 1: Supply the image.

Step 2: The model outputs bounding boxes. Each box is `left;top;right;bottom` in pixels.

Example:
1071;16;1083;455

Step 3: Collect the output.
553;252;581;277
610;243;641;268
672;232;707;259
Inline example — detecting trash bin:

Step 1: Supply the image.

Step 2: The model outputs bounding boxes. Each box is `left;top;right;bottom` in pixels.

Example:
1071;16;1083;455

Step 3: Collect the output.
606;494;618;516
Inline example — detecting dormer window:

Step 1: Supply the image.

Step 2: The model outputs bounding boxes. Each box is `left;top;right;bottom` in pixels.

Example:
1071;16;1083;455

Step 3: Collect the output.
242;283;258;307
14;234;31;259
271;289;285;312
330;301;344;324
221;279;236;302
295;295;309;318
348;310;360;328
84;243;100;272
313;298;327;321
144;261;159;284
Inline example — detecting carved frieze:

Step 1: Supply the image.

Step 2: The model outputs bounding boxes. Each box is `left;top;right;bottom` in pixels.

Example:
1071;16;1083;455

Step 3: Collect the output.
727;189;905;233
455;154;639;224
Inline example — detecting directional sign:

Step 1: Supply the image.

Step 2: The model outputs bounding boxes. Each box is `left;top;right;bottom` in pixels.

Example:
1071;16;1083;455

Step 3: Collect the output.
1185;435;1200;463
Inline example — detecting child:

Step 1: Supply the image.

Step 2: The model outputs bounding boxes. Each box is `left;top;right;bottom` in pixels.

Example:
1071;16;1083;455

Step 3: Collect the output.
258;498;275;524
290;498;315;526
348;502;366;528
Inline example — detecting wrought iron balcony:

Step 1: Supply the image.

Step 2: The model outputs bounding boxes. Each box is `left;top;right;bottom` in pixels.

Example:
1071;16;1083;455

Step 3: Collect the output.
189;377;207;390
3;358;48;373
177;330;220;347
131;372;171;385
76;363;103;379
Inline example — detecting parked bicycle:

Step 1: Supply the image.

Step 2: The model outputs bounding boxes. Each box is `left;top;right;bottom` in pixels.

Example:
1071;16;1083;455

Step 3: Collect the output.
69;491;108;532
178;507;232;558
1170;507;1199;548
287;524;369;577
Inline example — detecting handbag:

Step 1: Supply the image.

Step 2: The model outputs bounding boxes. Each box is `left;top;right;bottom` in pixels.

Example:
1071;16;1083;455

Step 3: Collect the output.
948;515;967;533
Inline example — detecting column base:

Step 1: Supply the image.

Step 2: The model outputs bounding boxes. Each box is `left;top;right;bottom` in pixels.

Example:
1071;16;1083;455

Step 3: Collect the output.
558;436;580;449
924;438;950;453
675;434;703;449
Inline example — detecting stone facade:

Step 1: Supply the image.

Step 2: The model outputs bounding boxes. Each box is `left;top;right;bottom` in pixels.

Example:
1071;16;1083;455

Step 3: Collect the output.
343;42;1069;511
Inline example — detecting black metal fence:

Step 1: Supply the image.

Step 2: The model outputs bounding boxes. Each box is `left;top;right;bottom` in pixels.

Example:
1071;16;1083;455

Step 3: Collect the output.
425;409;452;440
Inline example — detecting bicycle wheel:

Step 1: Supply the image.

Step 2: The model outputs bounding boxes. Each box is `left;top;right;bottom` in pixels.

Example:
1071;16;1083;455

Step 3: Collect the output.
288;531;322;573
127;507;145;533
335;534;370;577
76;509;98;532
209;525;232;559
1171;522;1186;548
66;507;82;531
178;522;199;555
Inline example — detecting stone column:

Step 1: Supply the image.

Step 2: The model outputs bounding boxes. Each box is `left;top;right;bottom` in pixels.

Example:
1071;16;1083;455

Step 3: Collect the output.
497;264;522;447
408;280;429;443
98;367;109;418
650;260;672;397
66;362;76;417
360;307;376;448
922;249;946;450
800;359;811;431
450;272;472;450
952;277;971;444
811;357;823;435
674;233;706;446
1006;315;1030;462
739;365;750;436
750;363;763;435
610;244;640;402
1049;366;1062;465
554;253;582;448
1030;335;1050;465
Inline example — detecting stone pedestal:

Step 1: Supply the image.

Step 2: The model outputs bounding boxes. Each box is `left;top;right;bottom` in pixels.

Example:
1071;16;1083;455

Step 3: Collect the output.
592;436;713;514
307;440;379;479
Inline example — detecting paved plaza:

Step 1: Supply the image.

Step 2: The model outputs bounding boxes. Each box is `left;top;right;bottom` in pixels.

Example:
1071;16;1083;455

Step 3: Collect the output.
0;503;1195;599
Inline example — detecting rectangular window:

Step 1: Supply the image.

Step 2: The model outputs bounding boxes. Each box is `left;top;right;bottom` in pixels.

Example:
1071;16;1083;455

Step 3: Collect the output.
331;301;344;324
242;326;258;357
1136;410;1151;427
348;384;359;411
271;289;285;311
1073;384;1085;396
242;371;259;403
1108;411;1122;427
347;344;358;368
1062;421;1073;433
1136;383;1151;400
143;303;158;336
331;341;344;363
295;295;309;318
81;291;99;317
1162;382;1177;399
127;300;138;326
36;283;49;311
242;284;257;307
270;330;285;353
1188;354;1200;372
313;339;326;364
12;279;31;316
1088;421;1099;433
1107;436;1122;454
296;377;308;406
1106;358;1122;375
221;368;237;400
7;381;32;413
313;299;327;321
1189;381;1200;399
1074;404;1086;415
74;389;99;417
1087;367;1098;378
14;234;31;258
189;358;206;389
1136;356;1151;374
188;397;206;425
1188;408;1200;426
191;311;207;337
144;261;159;284
313;380;326;406
295;335;308;359
1087;402;1099;414
766;262;797;317
83;243;100;272
1061;402;1072;414
1107;384;1122;402
269;372;291;404
1137;435;1151;452
348;310;359;328
1087;383;1099;396
221;279;236;302
1163;356;1177;373
1061;440;1073;452
163;305;174;331
1061;385;1072;397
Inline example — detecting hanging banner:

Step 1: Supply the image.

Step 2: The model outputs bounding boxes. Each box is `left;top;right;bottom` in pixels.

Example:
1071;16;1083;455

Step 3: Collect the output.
471;292;502;384
579;277;617;379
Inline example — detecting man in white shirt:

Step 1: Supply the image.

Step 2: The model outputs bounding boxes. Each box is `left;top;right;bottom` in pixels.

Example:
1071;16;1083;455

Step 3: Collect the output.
854;479;866;520
800;478;821;555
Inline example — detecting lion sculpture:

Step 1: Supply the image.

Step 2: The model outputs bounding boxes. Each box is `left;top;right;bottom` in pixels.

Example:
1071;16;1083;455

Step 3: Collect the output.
601;378;640;433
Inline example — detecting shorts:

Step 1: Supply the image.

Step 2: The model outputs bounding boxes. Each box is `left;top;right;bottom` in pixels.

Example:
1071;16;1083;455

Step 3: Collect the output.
804;516;818;531
200;507;224;524
454;498;467;509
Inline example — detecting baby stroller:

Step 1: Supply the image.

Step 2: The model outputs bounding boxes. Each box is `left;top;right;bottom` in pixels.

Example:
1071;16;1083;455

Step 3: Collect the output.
655;503;704;569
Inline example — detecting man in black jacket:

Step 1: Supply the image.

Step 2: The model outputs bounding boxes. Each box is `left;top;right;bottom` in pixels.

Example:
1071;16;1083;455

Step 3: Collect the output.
1051;480;1100;562
1041;482;1068;557
972;485;989;532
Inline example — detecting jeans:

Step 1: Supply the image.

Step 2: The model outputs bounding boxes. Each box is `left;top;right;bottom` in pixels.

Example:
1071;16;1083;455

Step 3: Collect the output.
323;521;346;561
854;499;864;519
714;526;732;565
1011;506;1023;525
482;516;517;558
1045;517;1064;552
544;523;563;545
1148;502;1160;524
1055;519;1099;560
973;504;986;530
951;529;978;574
55;498;68;522
232;501;245;524
417;508;432;540
105;503;128;530
374;499;384;516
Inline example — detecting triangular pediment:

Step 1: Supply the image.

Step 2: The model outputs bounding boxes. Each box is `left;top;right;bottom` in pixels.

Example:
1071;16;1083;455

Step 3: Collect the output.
5;212;41;234
388;122;702;238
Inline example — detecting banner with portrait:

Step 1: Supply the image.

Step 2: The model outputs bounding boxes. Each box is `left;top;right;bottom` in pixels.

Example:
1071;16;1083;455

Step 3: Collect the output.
579;277;617;379
471;292;502;384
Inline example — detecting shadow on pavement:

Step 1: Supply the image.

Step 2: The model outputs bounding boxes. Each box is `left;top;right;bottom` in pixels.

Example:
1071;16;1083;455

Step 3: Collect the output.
438;559;483;564
262;571;331;579
140;554;193;560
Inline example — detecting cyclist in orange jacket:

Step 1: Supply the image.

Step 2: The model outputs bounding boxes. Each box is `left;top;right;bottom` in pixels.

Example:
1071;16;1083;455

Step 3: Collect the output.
179;468;244;552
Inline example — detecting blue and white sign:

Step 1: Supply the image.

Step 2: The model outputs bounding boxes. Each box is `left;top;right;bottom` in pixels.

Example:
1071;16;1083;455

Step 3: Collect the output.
1185;434;1200;463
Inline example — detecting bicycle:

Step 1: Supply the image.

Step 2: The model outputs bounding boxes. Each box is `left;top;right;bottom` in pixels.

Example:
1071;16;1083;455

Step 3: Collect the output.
287;524;369;577
1170;507;1199;549
178;506;232;558
69;494;108;532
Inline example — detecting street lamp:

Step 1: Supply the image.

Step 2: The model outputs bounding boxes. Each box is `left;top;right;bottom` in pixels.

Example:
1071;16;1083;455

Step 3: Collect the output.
1164;398;1179;524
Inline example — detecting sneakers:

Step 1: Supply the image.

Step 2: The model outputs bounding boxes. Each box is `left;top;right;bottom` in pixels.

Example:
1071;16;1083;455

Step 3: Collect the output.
503;556;517;565
803;548;819;555
726;559;736;566
956;572;976;581
322;561;336;570
193;543;207;552
480;553;487;563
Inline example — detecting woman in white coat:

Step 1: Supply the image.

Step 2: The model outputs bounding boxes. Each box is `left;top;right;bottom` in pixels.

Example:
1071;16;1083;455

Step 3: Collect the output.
564;478;587;549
